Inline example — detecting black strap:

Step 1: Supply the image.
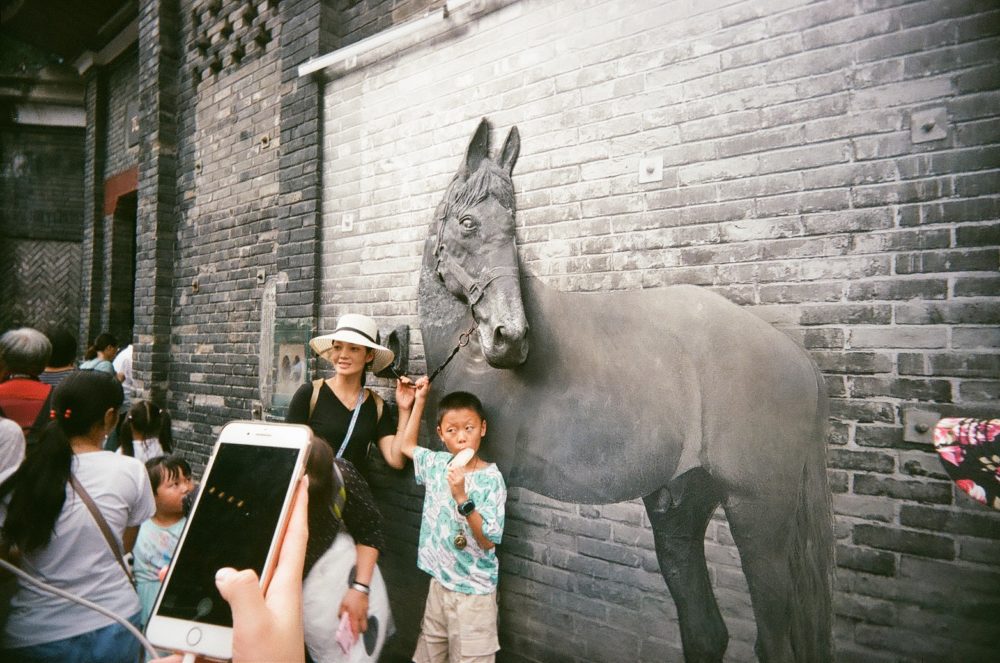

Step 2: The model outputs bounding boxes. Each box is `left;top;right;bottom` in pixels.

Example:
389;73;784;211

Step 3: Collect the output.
335;326;378;344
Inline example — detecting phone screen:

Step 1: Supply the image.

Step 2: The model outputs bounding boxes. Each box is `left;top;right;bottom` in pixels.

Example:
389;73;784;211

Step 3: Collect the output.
154;441;299;627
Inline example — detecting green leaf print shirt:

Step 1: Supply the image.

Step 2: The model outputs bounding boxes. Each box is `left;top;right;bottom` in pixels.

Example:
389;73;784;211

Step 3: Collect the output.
414;447;506;595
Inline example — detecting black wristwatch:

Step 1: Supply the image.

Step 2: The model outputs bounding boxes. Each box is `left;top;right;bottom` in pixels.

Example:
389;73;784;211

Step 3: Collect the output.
458;499;476;517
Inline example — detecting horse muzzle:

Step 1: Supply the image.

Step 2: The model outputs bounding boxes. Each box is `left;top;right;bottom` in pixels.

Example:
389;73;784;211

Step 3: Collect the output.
481;319;529;368
475;282;529;368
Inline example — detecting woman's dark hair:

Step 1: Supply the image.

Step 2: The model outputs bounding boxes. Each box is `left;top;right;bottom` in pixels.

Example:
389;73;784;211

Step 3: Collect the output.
44;328;77;367
119;400;173;457
84;332;118;361
145;454;192;494
0;371;123;554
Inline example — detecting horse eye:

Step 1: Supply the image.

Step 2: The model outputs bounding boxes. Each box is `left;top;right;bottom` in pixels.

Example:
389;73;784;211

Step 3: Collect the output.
459;216;478;231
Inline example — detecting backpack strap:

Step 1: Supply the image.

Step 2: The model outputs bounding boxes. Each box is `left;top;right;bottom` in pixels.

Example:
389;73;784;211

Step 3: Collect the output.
308;378;324;422
371;390;384;424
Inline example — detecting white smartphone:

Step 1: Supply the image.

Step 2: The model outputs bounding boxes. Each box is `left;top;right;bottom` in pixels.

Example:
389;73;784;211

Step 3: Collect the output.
145;421;312;661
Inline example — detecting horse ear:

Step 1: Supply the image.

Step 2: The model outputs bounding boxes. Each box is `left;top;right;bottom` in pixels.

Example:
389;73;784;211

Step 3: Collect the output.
460;118;490;179
499;126;520;176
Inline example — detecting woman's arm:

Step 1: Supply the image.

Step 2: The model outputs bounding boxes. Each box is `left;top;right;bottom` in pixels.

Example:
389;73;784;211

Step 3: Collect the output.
336;459;385;635
381;377;429;468
284;383;313;425
340;543;378;635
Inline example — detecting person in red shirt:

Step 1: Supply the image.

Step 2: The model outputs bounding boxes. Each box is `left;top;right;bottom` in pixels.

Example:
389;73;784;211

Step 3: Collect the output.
0;327;53;441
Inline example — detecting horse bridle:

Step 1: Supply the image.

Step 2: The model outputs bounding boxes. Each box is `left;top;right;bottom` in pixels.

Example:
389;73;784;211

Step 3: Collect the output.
432;217;519;307
427;210;520;381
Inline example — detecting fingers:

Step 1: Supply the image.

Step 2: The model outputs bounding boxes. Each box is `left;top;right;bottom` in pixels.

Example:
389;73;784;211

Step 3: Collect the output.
339;595;368;636
266;477;309;613
215;567;269;633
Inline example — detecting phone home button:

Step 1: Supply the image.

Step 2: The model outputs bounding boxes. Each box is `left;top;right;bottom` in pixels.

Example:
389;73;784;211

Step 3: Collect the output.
186;626;203;646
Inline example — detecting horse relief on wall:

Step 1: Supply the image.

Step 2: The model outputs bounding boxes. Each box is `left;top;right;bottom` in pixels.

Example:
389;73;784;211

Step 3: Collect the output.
417;119;835;662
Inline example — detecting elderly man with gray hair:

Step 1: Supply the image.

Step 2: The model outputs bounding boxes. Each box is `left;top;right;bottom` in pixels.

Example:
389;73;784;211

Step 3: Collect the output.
0;327;53;441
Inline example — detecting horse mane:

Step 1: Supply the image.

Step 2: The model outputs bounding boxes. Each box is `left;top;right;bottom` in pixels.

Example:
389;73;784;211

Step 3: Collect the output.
435;159;516;226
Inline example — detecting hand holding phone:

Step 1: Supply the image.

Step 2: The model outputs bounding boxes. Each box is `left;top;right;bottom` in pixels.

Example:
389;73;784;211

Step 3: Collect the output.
146;422;311;661
149;475;309;663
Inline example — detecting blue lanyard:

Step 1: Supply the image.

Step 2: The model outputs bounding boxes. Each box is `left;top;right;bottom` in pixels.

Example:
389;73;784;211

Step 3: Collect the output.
335;389;365;459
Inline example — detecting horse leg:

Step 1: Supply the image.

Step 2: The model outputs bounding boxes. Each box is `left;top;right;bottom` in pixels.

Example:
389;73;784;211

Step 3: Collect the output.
643;468;727;663
723;495;798;663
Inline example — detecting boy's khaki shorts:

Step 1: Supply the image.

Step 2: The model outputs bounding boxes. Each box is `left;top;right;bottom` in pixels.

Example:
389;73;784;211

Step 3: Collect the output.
412;579;499;663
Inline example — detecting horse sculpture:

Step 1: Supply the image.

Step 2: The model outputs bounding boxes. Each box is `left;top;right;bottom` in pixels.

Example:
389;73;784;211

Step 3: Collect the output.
417;119;833;662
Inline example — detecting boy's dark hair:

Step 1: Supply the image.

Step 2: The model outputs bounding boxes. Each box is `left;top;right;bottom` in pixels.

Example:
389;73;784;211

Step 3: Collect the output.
146;454;192;494
436;391;487;425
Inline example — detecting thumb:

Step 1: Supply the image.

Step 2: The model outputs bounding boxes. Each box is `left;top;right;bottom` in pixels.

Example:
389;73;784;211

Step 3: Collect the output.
215;568;268;631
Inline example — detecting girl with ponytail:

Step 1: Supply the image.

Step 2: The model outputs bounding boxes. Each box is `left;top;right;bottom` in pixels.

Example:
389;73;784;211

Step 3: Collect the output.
0;370;155;662
117;400;174;463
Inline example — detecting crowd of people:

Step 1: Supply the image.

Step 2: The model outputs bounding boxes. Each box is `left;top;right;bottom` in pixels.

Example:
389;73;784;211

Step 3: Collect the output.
0;314;508;663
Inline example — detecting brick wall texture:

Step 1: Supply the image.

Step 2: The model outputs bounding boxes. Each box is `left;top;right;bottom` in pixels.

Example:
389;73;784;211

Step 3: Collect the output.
314;1;999;661
0;126;85;332
136;0;283;451
98;0;1000;661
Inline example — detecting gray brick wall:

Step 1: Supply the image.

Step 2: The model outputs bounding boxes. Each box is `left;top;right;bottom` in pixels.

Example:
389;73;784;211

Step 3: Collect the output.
158;0;285;452
104;48;140;180
318;1;1000;661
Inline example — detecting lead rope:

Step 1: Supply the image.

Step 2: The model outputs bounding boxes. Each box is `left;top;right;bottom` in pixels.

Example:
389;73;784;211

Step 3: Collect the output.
427;324;478;383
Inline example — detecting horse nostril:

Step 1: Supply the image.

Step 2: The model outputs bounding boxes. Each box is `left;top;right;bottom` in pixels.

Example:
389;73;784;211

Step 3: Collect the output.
494;326;508;346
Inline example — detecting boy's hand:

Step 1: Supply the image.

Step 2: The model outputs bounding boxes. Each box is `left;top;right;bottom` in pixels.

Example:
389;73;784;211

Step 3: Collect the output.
447;464;469;502
395;376;430;410
413;376;430;403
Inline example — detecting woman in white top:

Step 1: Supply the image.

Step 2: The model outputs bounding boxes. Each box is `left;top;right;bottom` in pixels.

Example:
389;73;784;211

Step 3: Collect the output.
0;370;155;663
116;400;173;464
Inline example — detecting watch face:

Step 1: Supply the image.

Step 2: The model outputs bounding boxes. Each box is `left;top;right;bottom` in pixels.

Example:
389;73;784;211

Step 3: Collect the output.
459;500;475;516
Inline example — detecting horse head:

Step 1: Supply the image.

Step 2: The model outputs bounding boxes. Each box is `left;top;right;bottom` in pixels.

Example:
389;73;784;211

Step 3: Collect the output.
427;119;529;368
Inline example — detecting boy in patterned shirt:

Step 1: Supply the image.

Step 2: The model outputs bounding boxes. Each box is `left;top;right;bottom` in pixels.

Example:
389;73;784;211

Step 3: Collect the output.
392;379;506;663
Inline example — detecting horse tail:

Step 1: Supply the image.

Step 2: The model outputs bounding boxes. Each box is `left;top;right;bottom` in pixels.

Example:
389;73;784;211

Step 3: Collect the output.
787;362;834;661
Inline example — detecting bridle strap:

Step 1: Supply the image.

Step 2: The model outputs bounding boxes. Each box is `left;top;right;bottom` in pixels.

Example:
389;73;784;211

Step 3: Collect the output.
438;251;518;306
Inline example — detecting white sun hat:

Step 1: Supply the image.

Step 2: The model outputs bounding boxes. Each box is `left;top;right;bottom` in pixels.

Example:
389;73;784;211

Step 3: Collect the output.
309;313;395;374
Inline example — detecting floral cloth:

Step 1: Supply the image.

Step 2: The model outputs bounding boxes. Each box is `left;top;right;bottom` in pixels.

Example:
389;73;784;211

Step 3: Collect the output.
933;418;1000;510
413;447;505;595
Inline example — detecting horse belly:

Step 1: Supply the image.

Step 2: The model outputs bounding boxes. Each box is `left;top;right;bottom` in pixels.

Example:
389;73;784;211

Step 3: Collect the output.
501;391;693;503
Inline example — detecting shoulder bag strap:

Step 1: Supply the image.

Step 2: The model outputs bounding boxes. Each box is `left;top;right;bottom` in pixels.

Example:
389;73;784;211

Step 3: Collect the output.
335;389;365;459
68;474;135;585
